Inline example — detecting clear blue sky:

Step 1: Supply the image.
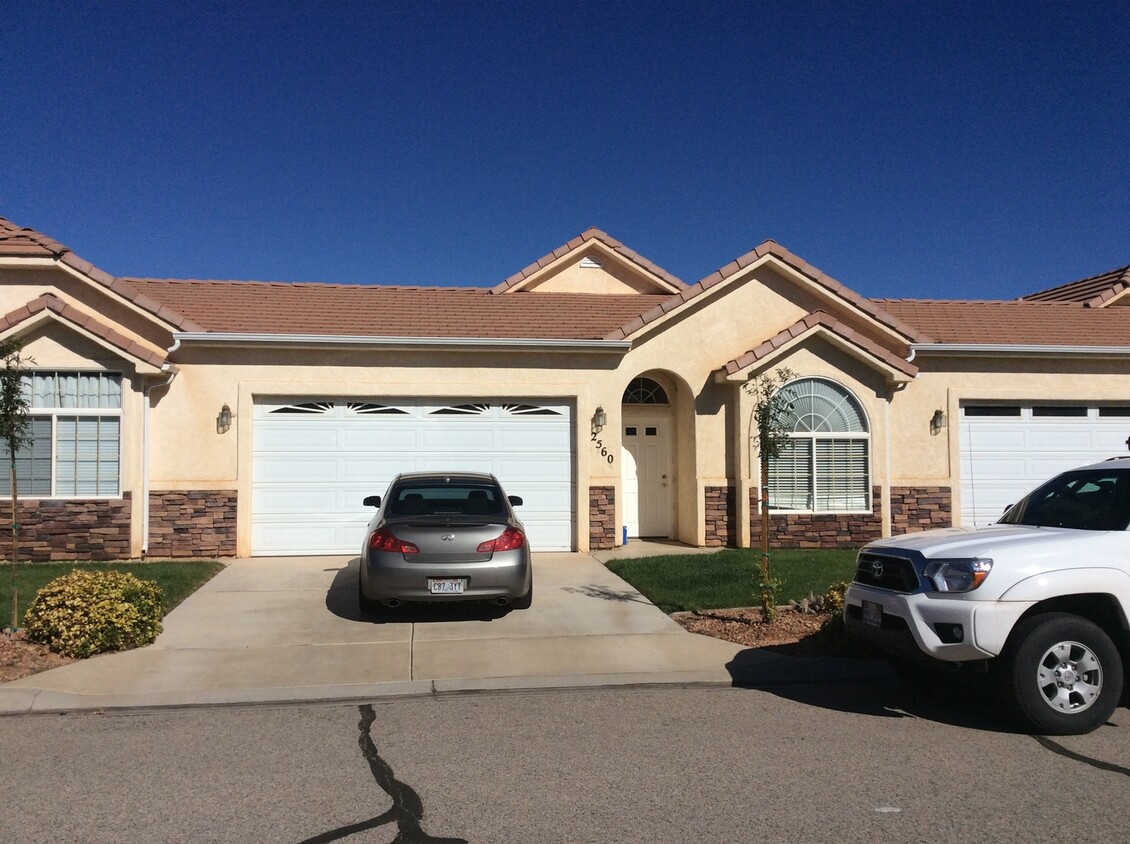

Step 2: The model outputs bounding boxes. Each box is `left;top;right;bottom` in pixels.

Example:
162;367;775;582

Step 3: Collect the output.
2;1;1126;299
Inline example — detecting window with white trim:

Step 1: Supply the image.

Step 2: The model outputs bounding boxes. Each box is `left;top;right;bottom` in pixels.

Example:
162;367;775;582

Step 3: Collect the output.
766;378;870;511
0;372;122;497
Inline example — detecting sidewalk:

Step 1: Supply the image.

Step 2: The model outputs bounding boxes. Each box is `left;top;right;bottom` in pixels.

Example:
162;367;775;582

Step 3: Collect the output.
0;548;891;713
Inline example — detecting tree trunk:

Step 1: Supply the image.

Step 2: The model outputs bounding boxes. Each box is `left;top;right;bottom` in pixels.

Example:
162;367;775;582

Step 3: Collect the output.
9;458;17;630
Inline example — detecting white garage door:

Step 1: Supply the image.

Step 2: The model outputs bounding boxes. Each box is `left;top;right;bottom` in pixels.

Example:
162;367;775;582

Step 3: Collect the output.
252;399;574;555
960;404;1130;527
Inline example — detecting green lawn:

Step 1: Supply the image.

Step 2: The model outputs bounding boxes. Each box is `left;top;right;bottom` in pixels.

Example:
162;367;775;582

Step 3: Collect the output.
0;560;225;629
606;548;857;613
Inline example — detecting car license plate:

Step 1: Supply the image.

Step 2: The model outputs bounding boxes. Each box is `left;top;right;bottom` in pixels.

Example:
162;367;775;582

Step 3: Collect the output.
862;600;883;628
428;578;466;595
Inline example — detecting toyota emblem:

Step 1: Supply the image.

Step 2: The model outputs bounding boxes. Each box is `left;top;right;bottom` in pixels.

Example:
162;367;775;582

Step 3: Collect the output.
870;560;884;579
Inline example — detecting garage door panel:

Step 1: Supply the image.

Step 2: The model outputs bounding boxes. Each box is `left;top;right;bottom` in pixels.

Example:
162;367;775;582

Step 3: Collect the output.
253;398;574;554
255;456;346;483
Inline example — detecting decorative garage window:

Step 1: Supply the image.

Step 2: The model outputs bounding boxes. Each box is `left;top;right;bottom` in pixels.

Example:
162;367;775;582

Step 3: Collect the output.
767;378;870;512
347;403;410;415
623;377;669;405
430;403;490;416
269;402;334;414
1;372;122;497
503;403;563;416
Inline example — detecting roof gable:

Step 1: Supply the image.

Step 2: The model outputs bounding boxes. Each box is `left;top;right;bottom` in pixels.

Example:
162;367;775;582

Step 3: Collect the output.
491;228;685;295
0;293;169;372
718;310;918;384
602;239;926;348
1021;264;1130;308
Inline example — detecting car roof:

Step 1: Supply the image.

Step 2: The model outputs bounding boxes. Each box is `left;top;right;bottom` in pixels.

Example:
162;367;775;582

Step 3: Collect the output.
1077;456;1130;471
392;471;499;484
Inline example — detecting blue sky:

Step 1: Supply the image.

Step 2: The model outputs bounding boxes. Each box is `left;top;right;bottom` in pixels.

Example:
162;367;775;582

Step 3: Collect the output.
2;1;1126;299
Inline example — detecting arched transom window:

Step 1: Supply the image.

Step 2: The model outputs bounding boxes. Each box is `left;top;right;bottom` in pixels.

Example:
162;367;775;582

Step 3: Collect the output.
767;378;870;511
622;377;669;405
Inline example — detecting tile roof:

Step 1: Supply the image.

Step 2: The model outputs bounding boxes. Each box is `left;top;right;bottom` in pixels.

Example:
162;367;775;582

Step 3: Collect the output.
1020;264;1130;307
119;278;672;340
0;293;169;369
722;311;919;378
492;227;686;294
873;299;1130;347
603;239;928;344
0;217;70;258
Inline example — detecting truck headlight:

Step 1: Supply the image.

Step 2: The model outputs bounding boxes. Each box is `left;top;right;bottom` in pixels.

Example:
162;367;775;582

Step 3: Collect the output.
923;558;993;592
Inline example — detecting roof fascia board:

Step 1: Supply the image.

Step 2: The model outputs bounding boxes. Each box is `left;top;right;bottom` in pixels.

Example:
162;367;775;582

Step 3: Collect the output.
911;343;1130;357
1;310;166;375
173;332;633;354
0;257;57;269
720;326;914;385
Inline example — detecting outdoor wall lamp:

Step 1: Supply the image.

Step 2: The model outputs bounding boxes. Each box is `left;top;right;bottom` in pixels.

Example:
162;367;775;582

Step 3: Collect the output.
217;403;233;434
930;408;947;434
592;406;607;434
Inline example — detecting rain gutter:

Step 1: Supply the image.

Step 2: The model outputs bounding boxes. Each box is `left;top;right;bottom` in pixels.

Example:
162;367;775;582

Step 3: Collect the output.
910;343;1130;357
172;332;633;353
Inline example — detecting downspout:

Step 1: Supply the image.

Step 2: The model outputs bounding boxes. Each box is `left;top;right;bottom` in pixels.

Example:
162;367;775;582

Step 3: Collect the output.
142;337;180;557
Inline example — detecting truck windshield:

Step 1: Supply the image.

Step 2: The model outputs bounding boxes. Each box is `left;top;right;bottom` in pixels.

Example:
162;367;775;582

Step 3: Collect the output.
998;468;1130;531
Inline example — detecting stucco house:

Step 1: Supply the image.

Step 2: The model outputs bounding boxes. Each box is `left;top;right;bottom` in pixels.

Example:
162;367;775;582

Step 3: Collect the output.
1;215;1128;560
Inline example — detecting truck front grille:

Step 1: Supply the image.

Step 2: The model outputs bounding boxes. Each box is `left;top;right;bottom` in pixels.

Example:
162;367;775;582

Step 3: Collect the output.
853;552;921;593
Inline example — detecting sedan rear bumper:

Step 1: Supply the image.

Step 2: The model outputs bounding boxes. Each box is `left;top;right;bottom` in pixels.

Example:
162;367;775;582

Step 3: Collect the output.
361;552;531;603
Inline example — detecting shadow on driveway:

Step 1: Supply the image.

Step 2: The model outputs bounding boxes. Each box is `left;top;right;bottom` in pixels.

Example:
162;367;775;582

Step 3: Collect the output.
324;558;512;624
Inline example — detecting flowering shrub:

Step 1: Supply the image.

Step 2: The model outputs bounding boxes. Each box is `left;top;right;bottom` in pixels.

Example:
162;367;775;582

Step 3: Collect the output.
24;570;164;658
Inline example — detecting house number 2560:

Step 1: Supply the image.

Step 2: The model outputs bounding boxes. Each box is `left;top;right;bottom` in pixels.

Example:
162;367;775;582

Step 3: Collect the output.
590;432;615;464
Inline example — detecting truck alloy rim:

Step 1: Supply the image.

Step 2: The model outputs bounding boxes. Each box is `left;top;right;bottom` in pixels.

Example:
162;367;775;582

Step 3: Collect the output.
1036;640;1102;713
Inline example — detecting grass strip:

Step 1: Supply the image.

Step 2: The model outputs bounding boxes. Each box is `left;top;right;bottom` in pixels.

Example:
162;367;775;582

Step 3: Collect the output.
606;548;857;613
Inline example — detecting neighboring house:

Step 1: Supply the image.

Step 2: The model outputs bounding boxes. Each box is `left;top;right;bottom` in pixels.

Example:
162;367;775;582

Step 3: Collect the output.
1;215;1128;560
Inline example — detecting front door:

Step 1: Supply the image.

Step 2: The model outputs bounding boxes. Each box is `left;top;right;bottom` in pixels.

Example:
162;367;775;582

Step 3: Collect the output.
621;410;673;538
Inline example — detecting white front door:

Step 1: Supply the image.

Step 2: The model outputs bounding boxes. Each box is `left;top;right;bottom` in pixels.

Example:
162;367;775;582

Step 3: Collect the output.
621;410;673;538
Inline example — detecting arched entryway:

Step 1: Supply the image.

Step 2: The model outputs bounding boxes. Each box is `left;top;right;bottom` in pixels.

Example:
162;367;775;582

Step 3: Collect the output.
621;375;674;538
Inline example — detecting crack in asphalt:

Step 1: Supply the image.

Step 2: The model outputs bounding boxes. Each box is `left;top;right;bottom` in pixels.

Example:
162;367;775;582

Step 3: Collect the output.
1033;734;1130;778
298;704;468;844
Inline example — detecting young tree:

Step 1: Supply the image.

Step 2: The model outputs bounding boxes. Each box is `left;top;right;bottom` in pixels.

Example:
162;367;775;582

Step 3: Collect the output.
0;339;33;631
744;367;797;622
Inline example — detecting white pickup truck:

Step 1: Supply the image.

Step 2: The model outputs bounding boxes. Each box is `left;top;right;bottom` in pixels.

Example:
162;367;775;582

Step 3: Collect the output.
844;457;1130;735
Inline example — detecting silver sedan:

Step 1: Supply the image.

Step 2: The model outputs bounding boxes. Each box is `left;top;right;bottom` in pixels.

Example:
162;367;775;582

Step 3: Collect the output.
358;472;533;611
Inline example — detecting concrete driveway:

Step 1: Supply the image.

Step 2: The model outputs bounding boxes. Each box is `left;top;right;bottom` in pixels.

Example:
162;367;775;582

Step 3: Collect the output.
0;552;754;712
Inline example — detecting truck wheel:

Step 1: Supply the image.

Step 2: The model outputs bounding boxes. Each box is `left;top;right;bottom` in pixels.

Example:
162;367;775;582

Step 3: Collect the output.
1000;613;1123;735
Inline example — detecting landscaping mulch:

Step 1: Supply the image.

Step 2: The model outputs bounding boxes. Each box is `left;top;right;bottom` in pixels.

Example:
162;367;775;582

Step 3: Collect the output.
0;630;75;682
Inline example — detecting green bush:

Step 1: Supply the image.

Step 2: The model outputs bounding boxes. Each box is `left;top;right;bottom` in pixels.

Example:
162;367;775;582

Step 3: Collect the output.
24;570;165;658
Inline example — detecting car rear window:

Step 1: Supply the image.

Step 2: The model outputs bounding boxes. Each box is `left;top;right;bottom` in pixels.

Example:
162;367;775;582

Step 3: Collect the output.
389;483;503;516
999;469;1130;531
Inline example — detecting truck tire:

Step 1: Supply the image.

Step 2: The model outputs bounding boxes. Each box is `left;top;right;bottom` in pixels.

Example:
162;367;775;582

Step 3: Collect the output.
1000;613;1123;735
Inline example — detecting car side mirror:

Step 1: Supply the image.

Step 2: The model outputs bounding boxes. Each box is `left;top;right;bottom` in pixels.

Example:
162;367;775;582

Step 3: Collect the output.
508;495;523;507
363;495;382;508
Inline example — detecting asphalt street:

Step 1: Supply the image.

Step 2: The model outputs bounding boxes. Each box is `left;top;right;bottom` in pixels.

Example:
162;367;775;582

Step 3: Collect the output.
2;681;1128;843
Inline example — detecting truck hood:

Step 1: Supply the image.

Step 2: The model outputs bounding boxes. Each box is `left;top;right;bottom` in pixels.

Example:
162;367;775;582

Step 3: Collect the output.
865;524;1108;558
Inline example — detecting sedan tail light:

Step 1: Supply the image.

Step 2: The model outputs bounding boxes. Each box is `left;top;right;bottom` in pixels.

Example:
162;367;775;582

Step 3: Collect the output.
368;528;419;554
477;526;526;553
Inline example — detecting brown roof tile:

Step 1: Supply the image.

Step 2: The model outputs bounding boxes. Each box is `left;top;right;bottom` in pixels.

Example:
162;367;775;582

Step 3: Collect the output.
119;278;671;341
0;293;168;368
1021;265;1130;307
872;298;1130;347
723;311;919;378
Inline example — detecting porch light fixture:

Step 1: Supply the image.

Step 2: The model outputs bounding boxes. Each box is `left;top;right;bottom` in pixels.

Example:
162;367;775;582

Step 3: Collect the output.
930;408;947;434
217;403;233;434
592;406;607;434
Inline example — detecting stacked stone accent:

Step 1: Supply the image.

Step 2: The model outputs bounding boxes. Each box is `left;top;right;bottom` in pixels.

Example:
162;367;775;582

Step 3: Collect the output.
589;486;617;550
704;486;736;547
890;486;952;533
2;493;132;561
750;486;883;549
148;490;237;558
